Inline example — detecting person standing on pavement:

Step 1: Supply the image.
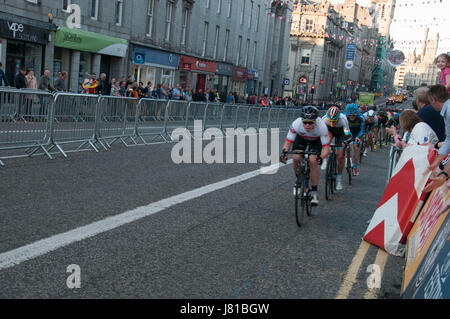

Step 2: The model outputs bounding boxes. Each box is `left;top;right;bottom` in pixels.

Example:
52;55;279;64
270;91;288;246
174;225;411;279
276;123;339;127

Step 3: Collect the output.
0;62;9;87
96;73;110;96
436;53;450;93
54;71;67;92
38;70;56;117
14;67;27;89
25;70;37;90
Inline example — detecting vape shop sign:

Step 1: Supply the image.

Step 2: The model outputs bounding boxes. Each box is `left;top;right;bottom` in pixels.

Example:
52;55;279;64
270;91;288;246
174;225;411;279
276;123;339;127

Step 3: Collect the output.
0;19;49;44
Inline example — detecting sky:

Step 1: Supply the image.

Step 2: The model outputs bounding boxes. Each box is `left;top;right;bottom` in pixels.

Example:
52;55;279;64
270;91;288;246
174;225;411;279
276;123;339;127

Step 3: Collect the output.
329;0;450;55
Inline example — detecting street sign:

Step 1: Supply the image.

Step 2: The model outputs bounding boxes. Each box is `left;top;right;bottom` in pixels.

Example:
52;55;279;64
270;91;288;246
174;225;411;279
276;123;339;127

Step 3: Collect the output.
346;43;356;61
299;76;308;84
283;78;290;86
319;79;324;86
345;60;354;70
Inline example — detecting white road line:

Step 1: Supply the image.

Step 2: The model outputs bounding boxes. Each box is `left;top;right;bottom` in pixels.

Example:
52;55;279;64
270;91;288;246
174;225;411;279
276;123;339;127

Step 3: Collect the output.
0;160;292;271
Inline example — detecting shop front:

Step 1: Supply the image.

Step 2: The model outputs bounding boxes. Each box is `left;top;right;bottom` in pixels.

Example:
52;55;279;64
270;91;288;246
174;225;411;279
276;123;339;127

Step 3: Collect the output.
0;13;54;86
54;26;128;92
215;62;233;95
131;44;179;89
179;55;217;92
247;69;259;95
231;67;247;96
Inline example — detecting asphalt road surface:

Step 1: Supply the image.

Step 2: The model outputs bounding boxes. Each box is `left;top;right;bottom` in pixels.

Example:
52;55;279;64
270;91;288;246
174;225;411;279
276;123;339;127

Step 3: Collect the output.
0;101;412;300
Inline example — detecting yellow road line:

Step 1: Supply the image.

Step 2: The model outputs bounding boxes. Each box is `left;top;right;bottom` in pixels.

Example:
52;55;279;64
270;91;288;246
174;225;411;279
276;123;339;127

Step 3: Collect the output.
335;240;371;299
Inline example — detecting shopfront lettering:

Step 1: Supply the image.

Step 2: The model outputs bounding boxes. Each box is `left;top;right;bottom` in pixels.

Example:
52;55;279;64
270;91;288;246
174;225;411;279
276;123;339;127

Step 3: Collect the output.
63;32;82;43
7;22;24;38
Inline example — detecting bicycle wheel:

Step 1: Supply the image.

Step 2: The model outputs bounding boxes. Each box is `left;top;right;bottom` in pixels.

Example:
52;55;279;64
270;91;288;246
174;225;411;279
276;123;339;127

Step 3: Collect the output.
306;189;312;217
295;173;306;227
347;158;352;185
325;157;332;200
330;154;337;194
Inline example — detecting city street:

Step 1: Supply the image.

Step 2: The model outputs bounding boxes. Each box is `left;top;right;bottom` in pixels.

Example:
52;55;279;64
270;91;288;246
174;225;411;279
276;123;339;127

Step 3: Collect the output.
0;117;406;299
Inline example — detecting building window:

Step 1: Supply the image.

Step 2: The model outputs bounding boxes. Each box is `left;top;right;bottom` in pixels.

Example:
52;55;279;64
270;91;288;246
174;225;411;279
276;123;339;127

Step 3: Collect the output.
147;0;155;37
62;0;71;11
248;0;253;29
217;0;222;14
305;19;314;32
301;49;311;65
252;41;257;68
202;22;209;57
245;39;250;67
181;8;189;45
236;36;242;65
224;29;230;61
91;0;99;20
240;1;245;25
165;2;173;42
227;0;232;18
213;26;220;59
115;0;123;26
256;4;260;32
206;0;210;9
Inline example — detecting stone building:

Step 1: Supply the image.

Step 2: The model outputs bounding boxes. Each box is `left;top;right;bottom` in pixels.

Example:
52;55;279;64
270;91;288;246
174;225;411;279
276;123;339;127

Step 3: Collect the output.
0;0;293;97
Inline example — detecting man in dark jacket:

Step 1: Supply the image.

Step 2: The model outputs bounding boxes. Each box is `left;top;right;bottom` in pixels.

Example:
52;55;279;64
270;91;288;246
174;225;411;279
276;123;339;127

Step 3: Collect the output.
96;73;110;95
415;87;446;142
14;67;27;89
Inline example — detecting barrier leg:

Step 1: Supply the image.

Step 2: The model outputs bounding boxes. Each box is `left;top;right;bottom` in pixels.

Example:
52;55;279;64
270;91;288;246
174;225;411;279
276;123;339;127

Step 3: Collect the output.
0;159;4;167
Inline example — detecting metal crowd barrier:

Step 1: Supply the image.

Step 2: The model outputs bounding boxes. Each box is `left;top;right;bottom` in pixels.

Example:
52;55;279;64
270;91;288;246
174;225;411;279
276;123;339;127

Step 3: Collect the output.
0;93;301;167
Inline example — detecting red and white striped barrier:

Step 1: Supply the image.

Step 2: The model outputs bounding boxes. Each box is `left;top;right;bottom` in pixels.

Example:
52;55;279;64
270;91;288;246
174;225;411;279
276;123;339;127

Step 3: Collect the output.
364;145;437;256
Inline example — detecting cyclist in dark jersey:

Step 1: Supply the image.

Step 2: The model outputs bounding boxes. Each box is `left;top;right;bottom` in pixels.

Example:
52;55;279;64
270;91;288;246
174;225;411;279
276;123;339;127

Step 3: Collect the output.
345;103;365;176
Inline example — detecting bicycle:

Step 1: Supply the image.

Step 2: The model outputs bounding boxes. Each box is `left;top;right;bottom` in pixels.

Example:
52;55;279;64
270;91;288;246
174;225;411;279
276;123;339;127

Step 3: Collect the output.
285;147;318;227
325;144;337;201
343;138;353;185
359;134;366;164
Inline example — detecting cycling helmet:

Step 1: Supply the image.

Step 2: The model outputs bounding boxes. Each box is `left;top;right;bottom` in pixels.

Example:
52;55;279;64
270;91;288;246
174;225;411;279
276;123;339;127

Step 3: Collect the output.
367;110;375;118
326;106;340;122
300;106;319;121
346;103;358;114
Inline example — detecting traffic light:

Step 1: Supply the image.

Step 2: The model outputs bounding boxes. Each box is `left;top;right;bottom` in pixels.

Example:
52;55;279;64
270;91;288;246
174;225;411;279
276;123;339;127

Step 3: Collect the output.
311;85;316;94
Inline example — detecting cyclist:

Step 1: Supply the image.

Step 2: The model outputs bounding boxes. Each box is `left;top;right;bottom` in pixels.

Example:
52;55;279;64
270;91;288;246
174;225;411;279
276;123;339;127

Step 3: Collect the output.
378;110;389;146
363;109;379;155
321;106;352;190
345;103;365;176
280;106;330;205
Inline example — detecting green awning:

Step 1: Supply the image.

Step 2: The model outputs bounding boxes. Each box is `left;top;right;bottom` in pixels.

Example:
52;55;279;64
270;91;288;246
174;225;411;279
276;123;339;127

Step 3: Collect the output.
54;26;128;58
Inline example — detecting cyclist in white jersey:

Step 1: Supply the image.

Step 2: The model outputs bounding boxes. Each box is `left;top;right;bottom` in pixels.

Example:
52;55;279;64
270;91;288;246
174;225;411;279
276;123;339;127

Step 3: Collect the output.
280;106;330;205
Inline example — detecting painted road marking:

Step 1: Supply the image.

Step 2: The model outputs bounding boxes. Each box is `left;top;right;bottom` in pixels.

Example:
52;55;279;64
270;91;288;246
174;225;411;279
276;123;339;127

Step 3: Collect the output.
0;160;292;271
335;240;371;299
364;248;389;299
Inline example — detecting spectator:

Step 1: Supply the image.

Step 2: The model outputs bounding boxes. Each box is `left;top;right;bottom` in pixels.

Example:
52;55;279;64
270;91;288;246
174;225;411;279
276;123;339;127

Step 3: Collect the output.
96;73;110;95
111;81;121;96
137;82;146;98
142;81;152;98
0;62;9;87
226;92;235;104
54;71;67;92
119;81;127;96
436;53;450;93
25;70;37;90
14;67;27;89
414;87;446;142
82;73;98;94
193;89;206;102
394;110;438;149
427;84;450;171
172;84;183;100
38;70;56;92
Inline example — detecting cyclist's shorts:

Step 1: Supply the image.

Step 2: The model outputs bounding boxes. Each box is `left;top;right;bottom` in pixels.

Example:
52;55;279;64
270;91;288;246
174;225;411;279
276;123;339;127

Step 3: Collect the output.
366;122;375;133
292;135;322;155
327;126;346;147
